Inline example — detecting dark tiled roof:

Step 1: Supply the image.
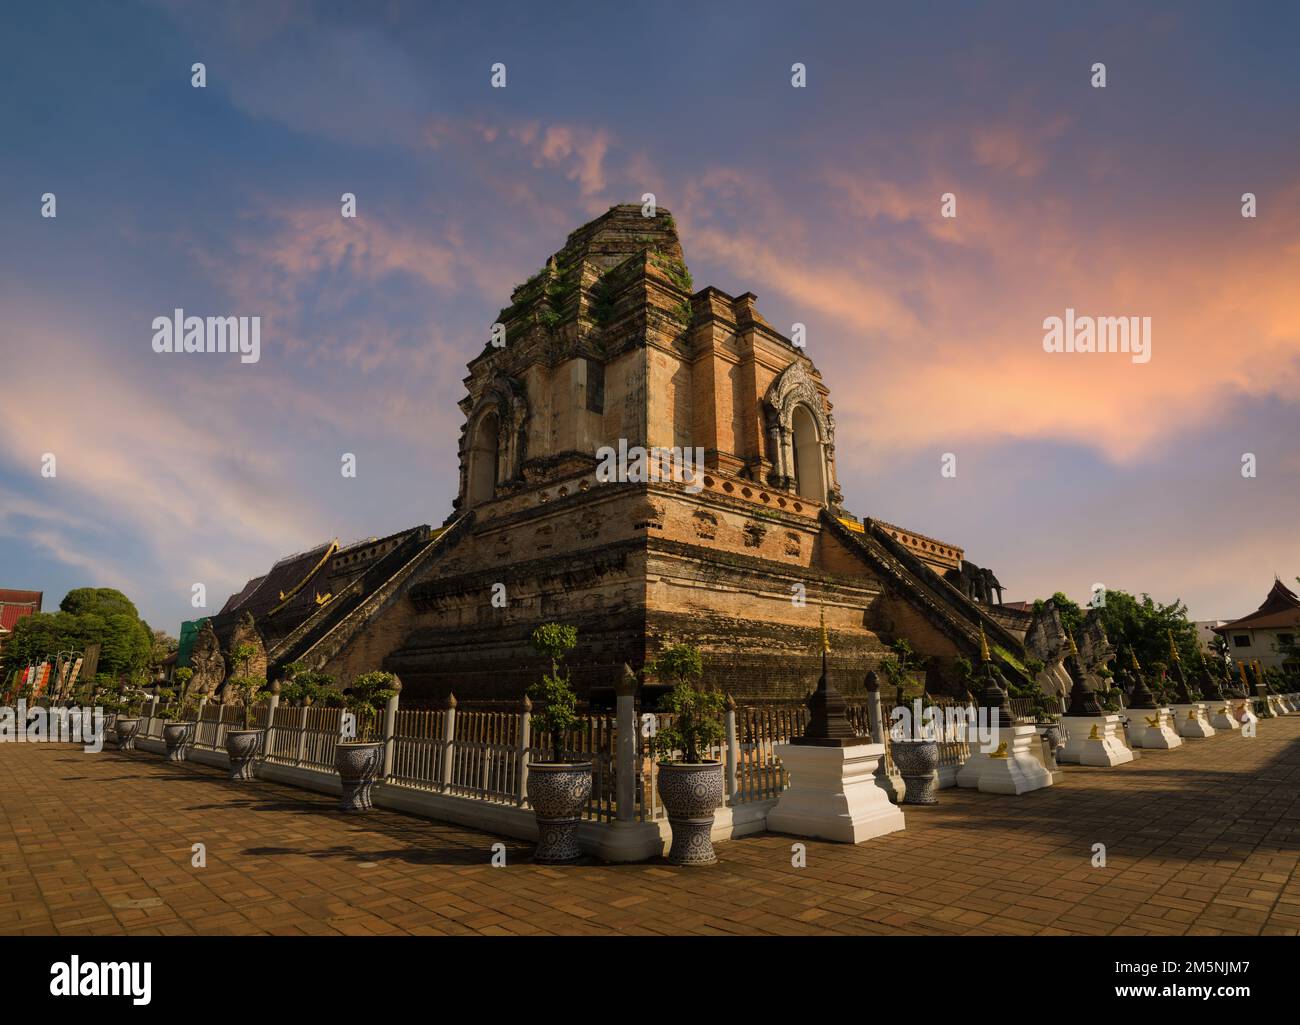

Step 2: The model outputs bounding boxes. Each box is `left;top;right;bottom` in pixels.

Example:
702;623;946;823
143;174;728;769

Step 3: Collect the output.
1215;579;1300;632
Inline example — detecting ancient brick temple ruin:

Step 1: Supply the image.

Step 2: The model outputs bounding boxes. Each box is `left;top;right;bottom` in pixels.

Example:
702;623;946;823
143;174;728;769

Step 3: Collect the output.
198;205;1049;704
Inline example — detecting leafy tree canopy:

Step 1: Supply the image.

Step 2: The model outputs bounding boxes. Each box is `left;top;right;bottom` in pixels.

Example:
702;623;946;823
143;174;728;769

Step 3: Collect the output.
1093;590;1198;671
3;588;153;684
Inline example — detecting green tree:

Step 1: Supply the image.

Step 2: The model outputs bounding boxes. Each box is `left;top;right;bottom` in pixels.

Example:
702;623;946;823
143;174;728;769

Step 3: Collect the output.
528;623;580;760
2;588;152;681
650;644;724;764
1094;590;1197;671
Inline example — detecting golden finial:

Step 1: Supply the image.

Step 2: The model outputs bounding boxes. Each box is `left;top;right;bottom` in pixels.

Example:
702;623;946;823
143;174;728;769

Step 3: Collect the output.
1167;629;1180;663
1129;648;1142;671
979;623;991;663
1067;631;1079;656
819;604;829;653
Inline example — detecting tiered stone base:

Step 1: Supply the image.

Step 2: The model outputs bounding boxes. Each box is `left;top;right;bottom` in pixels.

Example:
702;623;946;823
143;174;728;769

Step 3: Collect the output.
768;742;905;844
1057;715;1134;766
1126;708;1183;749
1170;703;1215;739
1207;703;1241;732
956;724;1052;795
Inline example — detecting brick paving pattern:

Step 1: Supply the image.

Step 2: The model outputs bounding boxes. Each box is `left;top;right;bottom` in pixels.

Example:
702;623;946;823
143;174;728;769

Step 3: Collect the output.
2;720;1298;936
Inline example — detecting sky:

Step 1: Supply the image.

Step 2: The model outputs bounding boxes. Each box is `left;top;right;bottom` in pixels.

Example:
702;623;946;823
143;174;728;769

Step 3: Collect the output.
1;0;1298;633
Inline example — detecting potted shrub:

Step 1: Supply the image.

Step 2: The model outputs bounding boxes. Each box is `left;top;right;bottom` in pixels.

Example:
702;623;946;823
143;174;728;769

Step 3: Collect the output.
159;700;197;763
888;723;940;805
650;644;726;866
107;688;141;752
524;623;591;863
334;670;397;812
224;669;266;781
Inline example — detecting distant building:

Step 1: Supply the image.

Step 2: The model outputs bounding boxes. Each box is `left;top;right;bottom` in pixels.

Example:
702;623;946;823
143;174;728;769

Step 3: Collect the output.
0;589;43;656
1214;578;1300;672
1192;620;1226;658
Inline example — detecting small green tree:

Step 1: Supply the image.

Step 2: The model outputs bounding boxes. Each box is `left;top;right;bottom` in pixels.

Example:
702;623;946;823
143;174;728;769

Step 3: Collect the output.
879;638;917;695
649;644;724;764
343;671;398;741
278;661;343;706
528;623;580;760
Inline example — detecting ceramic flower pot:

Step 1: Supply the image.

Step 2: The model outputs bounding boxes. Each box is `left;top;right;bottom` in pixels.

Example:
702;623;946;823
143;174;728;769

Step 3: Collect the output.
657;761;724;865
162;721;196;763
225;729;264;781
525;761;593;863
114;717;142;752
890;739;940;804
335;741;384;812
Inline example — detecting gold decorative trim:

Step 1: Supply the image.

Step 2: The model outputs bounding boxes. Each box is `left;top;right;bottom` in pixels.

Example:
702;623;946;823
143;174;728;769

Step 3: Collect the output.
269;540;339;616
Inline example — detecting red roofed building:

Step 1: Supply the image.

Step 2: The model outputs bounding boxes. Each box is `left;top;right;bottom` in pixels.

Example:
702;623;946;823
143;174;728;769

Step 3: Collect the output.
1214;578;1300;672
0;589;43;656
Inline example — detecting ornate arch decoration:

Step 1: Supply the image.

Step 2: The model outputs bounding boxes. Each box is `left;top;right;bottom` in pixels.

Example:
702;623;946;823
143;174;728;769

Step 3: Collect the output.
457;373;529;506
762;360;841;504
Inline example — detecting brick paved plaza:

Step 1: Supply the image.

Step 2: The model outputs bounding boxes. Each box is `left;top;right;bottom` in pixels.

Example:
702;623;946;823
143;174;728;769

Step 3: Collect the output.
2;722;1299;937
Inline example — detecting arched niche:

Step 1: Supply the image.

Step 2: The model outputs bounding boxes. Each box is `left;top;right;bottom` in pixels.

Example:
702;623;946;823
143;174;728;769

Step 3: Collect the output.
791;403;826;503
468;410;500;506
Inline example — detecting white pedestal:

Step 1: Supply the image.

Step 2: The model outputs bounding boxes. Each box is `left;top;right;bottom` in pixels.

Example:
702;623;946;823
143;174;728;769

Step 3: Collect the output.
1057;715;1134;766
956;723;1052;794
1206;701;1240;732
1170;703;1215;738
1125;707;1183;748
1266;695;1288;716
768;742;906;844
1232;698;1258;730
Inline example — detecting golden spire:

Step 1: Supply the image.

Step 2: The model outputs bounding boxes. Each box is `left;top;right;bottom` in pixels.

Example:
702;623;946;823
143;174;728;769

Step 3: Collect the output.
1167;629;1181;663
979;623;991;663
1067;631;1079;656
1128;648;1142;672
819;604;830;653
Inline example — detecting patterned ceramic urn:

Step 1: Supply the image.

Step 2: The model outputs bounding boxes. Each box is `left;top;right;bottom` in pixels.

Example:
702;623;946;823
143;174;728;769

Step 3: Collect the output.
890;740;939;805
113;717;142;752
526;761;593;863
335;741;384;812
657;761;724;865
162;721;196;763
225;729;263;781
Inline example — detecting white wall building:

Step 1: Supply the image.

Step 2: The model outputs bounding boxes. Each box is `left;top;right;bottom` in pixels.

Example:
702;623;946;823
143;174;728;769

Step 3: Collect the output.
1214;578;1300;673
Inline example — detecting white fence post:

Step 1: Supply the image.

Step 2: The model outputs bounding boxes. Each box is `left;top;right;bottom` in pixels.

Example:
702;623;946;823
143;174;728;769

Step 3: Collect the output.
264;681;281;759
615;664;637;822
296;701;310;766
518;694;532;805
865;671;885;744
441;692;457;791
382;678;401;780
724;694;738;802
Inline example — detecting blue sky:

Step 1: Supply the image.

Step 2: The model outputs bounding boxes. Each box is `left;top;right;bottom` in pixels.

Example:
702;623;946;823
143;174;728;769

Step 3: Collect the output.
2;0;1298;632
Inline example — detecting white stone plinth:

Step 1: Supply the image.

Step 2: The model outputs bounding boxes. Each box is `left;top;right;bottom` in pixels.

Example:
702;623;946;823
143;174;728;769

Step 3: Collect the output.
767;742;905;844
1057;715;1134;766
1232;698;1258;730
1206;701;1240;732
957;723;1052;794
1125;707;1183;748
1170;703;1215;738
